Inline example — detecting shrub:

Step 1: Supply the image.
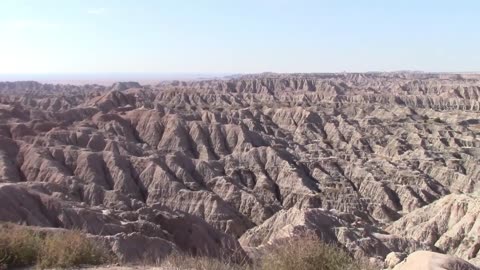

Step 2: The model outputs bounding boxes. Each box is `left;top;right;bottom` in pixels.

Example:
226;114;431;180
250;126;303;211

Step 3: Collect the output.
0;224;374;270
37;230;109;269
0;224;41;268
258;237;373;270
160;252;247;270
0;223;109;269
158;237;374;270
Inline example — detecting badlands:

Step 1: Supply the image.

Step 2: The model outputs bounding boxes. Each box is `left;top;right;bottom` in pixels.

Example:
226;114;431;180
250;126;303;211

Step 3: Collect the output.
1;72;480;269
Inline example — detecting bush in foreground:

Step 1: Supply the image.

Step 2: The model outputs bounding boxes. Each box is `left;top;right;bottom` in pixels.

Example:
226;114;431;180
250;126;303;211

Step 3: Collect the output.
160;253;247;270
0;223;109;269
160;237;374;270
1;224;373;270
0;224;41;268
37;230;109;269
259;237;373;270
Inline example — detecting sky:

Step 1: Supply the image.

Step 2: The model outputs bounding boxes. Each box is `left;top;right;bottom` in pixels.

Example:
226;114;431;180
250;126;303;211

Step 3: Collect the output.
0;0;479;75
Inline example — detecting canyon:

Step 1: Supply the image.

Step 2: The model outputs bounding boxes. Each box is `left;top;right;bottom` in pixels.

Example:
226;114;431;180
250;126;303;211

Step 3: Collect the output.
1;72;480;269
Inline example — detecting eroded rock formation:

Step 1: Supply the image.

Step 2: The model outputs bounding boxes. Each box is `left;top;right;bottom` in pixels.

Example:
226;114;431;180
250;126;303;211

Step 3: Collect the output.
1;73;480;266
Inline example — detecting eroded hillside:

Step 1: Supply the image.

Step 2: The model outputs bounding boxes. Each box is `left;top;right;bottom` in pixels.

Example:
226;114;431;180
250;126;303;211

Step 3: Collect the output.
1;73;480;266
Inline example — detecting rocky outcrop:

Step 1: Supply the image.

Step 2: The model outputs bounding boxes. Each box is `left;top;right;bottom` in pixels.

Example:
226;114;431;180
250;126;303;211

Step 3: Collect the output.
392;251;479;270
239;206;430;260
387;193;480;264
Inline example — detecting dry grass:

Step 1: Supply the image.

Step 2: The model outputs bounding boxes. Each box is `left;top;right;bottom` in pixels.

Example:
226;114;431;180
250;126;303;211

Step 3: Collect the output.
0;223;374;270
37;230;110;269
258;237;374;270
160;252;248;270
0;224;41;268
158;236;375;270
157;244;251;270
0;223;110;269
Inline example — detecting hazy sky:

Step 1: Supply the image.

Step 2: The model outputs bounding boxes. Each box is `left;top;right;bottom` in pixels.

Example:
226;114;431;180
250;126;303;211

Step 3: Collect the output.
1;0;479;74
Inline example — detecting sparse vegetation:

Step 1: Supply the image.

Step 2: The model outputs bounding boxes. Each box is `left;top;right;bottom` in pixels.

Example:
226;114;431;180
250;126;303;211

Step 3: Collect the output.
0;224;41;268
0;223;110;269
258;237;373;270
158;236;374;270
37;230;109;269
160;252;247;270
0;224;374;270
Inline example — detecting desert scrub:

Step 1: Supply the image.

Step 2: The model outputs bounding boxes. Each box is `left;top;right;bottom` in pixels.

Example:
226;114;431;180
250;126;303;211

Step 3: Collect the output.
0;223;110;269
160;252;248;270
258;237;373;270
37;230;110;269
158;237;374;270
0;223;42;268
158;244;251;270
